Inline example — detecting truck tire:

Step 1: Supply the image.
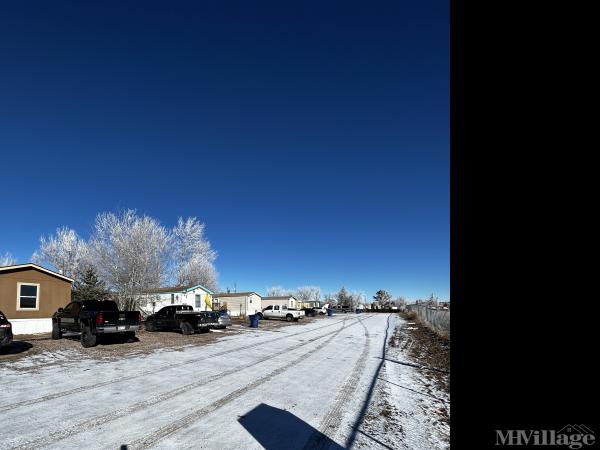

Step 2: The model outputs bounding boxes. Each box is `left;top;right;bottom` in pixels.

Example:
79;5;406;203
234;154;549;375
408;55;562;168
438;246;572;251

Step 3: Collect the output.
145;320;156;332
52;321;62;340
180;322;194;335
80;326;97;348
123;331;136;342
286;314;293;322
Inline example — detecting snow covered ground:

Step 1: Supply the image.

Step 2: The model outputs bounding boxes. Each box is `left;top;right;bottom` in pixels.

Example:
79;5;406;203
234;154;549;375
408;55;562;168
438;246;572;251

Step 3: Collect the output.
1;313;449;449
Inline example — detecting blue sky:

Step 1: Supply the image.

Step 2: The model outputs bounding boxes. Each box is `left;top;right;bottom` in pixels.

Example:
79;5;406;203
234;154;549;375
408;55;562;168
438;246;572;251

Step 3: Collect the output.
0;0;449;301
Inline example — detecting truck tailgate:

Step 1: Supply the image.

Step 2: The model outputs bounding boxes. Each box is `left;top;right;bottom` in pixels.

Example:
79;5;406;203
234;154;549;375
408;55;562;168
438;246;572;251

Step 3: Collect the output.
97;311;140;330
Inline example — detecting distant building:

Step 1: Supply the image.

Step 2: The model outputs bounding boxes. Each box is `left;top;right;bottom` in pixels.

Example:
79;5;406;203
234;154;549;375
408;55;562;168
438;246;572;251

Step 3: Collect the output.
262;295;301;310
212;292;262;317
138;284;214;315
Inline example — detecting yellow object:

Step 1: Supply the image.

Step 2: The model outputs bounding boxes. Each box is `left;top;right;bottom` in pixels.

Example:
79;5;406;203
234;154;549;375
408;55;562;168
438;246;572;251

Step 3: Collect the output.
204;294;212;310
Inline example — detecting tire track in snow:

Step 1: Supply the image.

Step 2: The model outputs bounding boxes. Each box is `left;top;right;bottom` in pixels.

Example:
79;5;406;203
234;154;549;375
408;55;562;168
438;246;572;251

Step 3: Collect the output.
126;316;377;450
6;317;358;450
1;316;360;413
301;315;373;450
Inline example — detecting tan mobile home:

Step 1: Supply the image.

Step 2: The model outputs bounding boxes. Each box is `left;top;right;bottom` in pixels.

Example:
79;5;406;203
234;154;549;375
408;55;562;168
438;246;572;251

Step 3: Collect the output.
0;263;73;335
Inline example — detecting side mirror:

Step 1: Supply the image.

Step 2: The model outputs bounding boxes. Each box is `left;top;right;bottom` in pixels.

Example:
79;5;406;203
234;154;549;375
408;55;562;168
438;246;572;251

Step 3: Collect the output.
58;308;64;313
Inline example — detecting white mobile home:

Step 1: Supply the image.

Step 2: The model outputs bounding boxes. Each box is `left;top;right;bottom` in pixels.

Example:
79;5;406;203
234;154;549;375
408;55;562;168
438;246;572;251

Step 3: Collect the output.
212;292;262;318
138;284;215;316
261;296;299;310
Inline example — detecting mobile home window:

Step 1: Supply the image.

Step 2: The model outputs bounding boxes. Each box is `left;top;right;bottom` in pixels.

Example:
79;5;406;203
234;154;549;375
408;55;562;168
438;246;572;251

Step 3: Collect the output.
171;294;175;304
195;295;201;308
17;283;40;310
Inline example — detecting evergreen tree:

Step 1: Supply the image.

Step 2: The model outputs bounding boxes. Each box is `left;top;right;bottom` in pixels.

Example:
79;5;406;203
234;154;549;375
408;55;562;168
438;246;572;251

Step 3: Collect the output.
373;290;392;307
72;266;110;301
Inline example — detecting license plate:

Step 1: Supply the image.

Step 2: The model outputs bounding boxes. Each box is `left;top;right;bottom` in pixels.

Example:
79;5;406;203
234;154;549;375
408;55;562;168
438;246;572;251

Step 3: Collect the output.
117;325;127;331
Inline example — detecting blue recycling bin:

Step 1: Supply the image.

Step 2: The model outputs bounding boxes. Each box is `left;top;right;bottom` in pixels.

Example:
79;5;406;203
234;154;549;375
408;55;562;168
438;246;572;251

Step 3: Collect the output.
327;308;333;317
249;314;260;328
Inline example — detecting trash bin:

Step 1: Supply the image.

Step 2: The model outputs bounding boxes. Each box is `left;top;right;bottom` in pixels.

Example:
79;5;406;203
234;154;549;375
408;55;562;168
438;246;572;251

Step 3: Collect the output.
249;314;260;328
327;308;333;317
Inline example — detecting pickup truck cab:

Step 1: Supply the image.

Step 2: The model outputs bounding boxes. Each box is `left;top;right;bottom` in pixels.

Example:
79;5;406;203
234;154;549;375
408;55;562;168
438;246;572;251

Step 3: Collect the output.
52;300;141;348
144;305;220;334
261;305;305;322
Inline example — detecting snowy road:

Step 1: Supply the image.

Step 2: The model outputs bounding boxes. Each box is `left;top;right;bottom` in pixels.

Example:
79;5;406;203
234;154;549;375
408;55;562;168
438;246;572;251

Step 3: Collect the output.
1;314;448;450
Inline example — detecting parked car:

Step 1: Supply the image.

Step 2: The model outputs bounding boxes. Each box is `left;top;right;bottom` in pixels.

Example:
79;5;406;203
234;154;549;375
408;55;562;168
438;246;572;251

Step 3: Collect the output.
0;310;13;348
144;305;220;334
333;305;352;314
215;310;232;329
302;307;318;317
261;305;305;322
52;300;142;348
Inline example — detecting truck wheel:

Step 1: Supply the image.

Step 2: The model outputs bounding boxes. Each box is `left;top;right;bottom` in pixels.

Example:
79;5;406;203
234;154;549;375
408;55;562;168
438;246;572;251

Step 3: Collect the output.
123;331;136;342
145;320;156;332
286;314;293;322
52;321;62;340
180;322;194;335
80;326;97;348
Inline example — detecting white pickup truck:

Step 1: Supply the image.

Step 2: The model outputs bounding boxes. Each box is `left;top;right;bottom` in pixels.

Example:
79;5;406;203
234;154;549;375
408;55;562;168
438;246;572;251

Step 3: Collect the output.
260;305;305;322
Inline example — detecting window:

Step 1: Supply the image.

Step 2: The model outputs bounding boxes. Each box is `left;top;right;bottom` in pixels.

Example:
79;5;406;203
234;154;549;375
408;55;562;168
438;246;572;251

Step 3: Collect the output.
264;305;272;311
171;294;175;304
282;305;288;310
195;295;201;308
274;305;280;311
17;283;40;310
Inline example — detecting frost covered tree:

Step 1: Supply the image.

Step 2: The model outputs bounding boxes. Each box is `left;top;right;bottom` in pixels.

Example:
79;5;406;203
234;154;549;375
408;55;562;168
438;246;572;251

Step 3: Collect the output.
266;286;292;296
0;252;17;266
32;227;88;280
171;217;218;291
88;210;171;310
323;292;337;306
294;286;321;304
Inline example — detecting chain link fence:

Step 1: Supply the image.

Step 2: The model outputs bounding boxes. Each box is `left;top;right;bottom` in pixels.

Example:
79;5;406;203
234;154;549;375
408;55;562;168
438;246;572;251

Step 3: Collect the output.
406;304;450;339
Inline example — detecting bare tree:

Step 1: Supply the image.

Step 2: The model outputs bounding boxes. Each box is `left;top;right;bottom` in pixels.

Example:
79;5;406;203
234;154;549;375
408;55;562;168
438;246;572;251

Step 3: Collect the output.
171;217;218;291
0;252;17;266
32;227;88;279
266;285;292;296
323;292;338;306
88;210;170;310
294;286;321;304
395;296;407;308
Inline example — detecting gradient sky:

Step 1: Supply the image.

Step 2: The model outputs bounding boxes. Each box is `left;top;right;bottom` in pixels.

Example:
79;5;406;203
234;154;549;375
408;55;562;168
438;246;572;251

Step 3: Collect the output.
0;0;449;301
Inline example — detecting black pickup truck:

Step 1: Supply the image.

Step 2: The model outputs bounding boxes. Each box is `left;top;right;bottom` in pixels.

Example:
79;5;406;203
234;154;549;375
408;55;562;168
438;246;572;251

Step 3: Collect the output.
52;300;141;347
144;305;220;334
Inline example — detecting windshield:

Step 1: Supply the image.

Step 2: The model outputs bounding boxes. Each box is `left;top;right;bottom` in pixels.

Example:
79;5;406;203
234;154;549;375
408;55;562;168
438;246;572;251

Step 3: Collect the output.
81;301;119;311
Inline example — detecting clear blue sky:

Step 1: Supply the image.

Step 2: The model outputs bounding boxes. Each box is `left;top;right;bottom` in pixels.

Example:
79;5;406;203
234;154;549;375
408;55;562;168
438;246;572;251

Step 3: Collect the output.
0;1;449;301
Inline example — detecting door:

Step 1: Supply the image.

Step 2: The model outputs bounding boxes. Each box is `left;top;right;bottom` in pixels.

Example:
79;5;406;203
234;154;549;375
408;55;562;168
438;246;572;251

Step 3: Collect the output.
273;305;281;319
60;303;77;332
155;307;170;329
263;305;273;318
